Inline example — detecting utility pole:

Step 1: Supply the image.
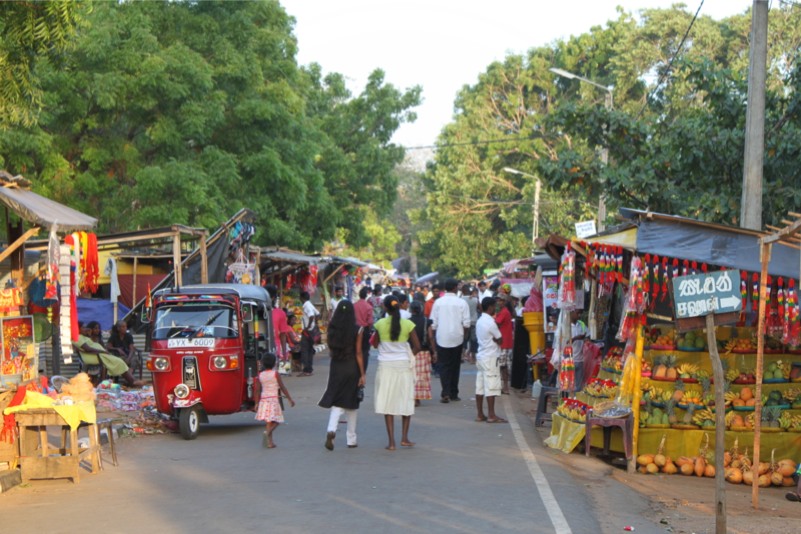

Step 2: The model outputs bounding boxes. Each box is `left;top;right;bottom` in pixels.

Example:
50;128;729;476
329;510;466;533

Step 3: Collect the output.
741;0;768;231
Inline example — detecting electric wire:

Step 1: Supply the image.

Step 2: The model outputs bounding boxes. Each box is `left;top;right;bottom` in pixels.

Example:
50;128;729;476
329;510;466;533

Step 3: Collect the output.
635;0;705;119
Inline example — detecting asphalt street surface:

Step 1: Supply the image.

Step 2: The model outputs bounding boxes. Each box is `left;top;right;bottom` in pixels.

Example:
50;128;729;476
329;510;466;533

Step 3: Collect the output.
0;350;659;533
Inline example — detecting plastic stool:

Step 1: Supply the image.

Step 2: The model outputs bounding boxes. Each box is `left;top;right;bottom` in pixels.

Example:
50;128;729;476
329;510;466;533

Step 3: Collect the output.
534;386;560;427
584;412;633;459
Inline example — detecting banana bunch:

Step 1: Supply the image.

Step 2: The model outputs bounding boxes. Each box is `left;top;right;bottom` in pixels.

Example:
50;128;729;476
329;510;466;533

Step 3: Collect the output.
778;411;800;430
556;404;587;423
692;408;716;427
649;387;672;403
726;367;740;382
725;410;738;427
724;390;739;404
746;413;756;427
784;387;801;403
722;339;738;354
676;363;699;377
776;360;791;379
695;369;710;380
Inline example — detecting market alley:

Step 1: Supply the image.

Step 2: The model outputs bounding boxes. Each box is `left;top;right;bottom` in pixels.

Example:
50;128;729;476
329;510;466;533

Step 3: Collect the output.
0;352;664;534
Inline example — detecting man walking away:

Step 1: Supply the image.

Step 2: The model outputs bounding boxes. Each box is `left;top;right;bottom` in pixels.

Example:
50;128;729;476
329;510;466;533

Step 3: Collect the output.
300;291;320;376
430;278;470;403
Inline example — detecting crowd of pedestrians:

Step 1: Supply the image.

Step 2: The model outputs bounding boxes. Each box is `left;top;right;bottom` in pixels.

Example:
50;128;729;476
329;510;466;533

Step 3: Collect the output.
257;277;532;451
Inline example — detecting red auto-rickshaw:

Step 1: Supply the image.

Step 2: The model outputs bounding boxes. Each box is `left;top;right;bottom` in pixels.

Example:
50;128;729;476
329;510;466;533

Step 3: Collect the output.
144;284;274;439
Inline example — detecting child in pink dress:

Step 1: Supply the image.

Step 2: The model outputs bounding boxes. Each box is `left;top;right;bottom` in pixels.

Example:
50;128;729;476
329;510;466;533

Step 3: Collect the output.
256;353;294;448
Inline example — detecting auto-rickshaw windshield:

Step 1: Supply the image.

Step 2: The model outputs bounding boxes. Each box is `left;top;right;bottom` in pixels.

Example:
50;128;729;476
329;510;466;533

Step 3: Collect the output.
152;304;238;339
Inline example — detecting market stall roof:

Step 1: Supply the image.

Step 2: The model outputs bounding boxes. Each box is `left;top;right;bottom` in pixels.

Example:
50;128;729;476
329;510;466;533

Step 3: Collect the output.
328;255;369;268
0;173;96;232
617;208;801;279
502;253;559;274
261;248;324;265
581;226;638;250
543;208;801;279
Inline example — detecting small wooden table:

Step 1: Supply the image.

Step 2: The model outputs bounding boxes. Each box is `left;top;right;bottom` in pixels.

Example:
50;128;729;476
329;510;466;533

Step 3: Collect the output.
15;408;101;483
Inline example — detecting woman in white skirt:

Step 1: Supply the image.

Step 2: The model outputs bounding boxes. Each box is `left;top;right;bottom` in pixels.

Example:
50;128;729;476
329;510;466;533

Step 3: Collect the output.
371;293;421;450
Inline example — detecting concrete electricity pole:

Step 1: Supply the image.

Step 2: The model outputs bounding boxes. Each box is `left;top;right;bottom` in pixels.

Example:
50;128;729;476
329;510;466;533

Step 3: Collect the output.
740;0;768;231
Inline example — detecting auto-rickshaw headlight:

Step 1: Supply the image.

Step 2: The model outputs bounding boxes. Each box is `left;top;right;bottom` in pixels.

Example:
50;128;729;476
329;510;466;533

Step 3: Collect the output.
174;383;190;399
153;357;170;371
213;356;227;369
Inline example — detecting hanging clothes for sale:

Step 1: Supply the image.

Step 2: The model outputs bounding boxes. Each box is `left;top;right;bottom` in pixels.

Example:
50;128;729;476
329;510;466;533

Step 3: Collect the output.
105;257;121;304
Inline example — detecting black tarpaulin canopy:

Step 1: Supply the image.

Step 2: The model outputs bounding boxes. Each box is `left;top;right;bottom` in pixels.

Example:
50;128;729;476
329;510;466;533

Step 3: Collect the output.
620;208;801;279
0;184;96;232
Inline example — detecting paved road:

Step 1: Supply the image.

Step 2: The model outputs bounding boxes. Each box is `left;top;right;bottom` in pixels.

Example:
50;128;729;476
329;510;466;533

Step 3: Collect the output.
0;351;660;533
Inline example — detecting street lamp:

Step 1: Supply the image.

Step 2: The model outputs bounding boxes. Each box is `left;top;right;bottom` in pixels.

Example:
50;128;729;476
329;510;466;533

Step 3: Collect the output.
503;167;541;246
549;67;613;231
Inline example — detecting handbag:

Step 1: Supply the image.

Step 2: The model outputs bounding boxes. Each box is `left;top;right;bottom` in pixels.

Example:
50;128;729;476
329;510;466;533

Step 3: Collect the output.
369;329;378;347
305;317;322;344
310;324;322;344
356;386;365;403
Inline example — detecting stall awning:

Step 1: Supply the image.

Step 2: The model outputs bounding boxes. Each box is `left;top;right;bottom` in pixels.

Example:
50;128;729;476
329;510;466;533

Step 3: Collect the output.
581;227;638;251
620;209;801;279
261;249;323;265
0;184;96;232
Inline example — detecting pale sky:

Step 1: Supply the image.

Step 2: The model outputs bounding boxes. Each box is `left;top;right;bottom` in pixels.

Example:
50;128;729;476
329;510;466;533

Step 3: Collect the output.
280;1;754;149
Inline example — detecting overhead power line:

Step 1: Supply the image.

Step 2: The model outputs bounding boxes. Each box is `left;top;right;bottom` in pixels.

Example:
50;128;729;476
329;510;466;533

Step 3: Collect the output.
402;134;534;151
635;0;705;119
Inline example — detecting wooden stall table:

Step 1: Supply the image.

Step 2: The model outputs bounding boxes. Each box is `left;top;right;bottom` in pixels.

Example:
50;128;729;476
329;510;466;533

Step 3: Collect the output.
15;407;101;483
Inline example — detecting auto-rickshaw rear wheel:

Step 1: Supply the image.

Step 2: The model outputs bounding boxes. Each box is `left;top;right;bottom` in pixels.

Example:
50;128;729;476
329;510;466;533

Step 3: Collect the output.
179;406;201;440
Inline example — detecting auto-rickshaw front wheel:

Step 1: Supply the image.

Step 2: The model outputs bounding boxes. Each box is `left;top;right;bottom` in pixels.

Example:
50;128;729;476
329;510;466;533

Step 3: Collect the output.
179;406;201;440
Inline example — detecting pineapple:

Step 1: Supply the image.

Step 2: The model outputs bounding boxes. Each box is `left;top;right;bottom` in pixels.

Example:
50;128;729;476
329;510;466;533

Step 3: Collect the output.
672;379;685;402
665;355;678;380
653;355;667;379
683;403;697;426
762;406;782;428
666;399;678;425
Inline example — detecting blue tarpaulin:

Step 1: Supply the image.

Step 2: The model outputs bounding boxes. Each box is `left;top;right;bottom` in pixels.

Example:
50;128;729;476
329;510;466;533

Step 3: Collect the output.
77;297;131;331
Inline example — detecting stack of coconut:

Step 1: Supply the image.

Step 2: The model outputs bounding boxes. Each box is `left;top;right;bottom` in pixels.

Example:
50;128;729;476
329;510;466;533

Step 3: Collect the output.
724;441;797;487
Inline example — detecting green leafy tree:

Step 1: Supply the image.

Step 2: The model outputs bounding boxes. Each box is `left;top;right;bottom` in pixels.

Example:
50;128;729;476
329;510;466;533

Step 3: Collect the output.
0;1;84;128
422;4;801;277
0;0;419;254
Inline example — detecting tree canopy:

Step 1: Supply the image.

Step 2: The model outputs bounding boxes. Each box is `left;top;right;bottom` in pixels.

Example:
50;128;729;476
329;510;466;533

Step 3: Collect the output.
0;0;420;253
419;4;801;278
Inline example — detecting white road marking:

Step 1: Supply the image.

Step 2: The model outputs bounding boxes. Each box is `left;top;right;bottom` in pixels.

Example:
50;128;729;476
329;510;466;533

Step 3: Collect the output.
502;395;572;534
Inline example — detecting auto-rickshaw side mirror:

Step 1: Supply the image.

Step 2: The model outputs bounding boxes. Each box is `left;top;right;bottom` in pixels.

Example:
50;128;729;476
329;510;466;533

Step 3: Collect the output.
242;305;254;323
141;306;151;324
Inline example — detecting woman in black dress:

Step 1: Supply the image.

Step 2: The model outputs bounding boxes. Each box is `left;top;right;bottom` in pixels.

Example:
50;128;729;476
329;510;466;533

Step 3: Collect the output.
319;300;366;450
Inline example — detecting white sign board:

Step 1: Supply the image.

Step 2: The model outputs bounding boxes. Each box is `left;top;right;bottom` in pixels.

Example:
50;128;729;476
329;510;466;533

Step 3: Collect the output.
575;220;597;239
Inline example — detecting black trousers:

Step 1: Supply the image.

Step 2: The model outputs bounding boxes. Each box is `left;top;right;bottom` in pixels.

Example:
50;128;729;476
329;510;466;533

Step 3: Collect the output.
360;327;372;372
437;343;463;399
301;335;315;373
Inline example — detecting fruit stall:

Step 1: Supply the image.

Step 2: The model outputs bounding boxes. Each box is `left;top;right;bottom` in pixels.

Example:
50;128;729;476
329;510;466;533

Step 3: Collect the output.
543;209;801;491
